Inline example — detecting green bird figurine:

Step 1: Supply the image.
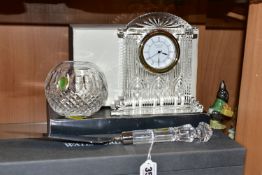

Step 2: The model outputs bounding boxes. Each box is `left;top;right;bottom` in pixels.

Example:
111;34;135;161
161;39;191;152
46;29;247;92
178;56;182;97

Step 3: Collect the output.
208;81;234;129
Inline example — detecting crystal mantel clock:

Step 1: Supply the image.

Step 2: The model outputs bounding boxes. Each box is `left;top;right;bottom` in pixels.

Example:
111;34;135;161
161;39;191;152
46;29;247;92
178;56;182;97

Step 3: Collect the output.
111;12;203;115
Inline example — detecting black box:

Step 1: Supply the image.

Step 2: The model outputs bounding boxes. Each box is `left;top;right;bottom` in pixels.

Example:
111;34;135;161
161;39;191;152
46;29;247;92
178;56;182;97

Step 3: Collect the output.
0;131;245;175
48;107;211;141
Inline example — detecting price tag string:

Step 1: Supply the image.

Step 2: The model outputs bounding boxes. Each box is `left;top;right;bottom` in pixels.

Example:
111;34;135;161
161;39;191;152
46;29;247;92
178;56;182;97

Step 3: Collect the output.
147;130;155;160
140;129;157;175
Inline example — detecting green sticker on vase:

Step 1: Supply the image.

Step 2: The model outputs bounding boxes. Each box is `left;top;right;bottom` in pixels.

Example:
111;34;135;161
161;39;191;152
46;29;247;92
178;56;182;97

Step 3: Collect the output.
58;76;69;91
66;116;87;120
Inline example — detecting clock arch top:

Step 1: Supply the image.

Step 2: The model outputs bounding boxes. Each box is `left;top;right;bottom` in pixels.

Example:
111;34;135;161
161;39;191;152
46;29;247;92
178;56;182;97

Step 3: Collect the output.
125;12;192;29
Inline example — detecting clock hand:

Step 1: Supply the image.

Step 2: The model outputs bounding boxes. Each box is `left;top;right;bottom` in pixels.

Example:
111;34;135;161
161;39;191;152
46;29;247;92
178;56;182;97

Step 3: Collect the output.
148;51;161;59
161;52;168;55
158;54;160;67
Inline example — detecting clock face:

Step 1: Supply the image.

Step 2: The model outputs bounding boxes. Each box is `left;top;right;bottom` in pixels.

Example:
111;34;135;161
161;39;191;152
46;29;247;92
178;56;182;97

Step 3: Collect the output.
139;30;180;73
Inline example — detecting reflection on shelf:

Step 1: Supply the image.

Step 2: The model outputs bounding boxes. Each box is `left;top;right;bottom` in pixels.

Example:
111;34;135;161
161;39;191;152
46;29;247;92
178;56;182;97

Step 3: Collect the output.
0;122;47;139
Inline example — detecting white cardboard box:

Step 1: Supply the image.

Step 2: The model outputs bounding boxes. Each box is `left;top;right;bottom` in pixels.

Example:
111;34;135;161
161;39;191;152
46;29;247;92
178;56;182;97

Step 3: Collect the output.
71;25;124;106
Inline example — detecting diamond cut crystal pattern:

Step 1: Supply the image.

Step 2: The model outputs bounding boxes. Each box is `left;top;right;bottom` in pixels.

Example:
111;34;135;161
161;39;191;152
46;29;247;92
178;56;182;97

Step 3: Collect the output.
45;61;108;117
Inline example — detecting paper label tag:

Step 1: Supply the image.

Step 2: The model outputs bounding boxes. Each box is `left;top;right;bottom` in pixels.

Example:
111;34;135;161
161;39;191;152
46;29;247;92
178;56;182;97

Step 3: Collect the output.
140;160;157;175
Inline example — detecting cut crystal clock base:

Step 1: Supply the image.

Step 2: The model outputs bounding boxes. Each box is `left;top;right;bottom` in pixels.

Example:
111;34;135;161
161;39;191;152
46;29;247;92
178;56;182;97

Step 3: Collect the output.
111;97;203;115
111;106;202;116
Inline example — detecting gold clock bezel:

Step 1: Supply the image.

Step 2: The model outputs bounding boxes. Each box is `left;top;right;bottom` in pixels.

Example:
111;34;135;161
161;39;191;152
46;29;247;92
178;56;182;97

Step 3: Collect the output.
139;30;180;73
